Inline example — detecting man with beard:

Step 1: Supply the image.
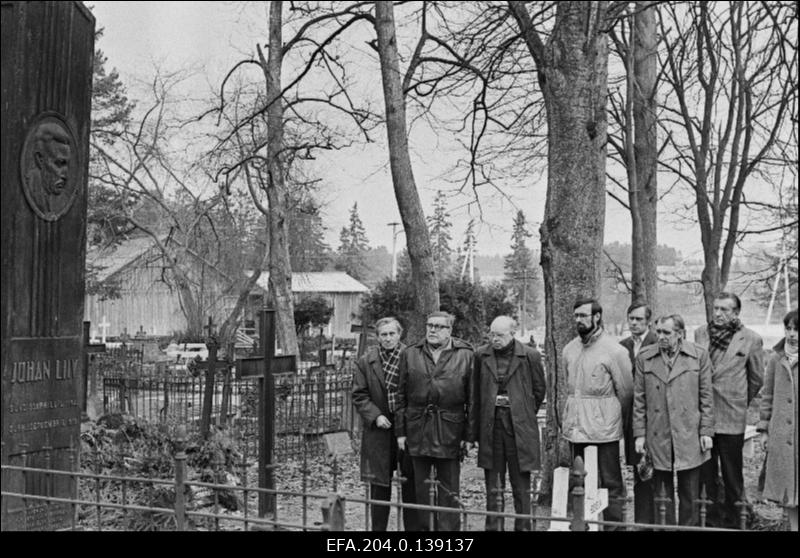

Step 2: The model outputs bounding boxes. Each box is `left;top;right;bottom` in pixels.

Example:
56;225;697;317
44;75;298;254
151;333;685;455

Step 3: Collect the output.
620;301;658;524
475;316;546;531
395;311;477;531
561;297;633;529
353;317;420;531
694;292;764;528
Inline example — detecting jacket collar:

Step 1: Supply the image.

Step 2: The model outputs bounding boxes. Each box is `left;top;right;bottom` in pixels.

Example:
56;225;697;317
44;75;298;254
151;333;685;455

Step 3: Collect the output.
479;340;526;382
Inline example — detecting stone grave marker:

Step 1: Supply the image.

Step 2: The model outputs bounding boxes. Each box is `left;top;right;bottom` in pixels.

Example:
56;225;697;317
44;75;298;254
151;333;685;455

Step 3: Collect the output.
1;1;95;530
548;466;571;531
323;432;353;459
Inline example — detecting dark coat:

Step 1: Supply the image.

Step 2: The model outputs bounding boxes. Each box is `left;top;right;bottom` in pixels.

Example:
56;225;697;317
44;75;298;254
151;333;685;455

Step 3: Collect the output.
475;341;547;471
395;338;477;459
633;341;715;471
620;330;658;465
694;324;764;434
352;344;405;486
758;340;798;506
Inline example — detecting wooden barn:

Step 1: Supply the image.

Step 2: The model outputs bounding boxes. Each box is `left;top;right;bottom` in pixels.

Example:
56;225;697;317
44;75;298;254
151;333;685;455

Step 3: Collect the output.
85;237;370;341
251;272;369;340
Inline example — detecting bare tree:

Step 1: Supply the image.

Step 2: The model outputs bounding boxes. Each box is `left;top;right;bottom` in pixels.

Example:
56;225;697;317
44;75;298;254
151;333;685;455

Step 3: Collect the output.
659;1;797;320
608;1;660;310
508;0;617;478
374;1;440;340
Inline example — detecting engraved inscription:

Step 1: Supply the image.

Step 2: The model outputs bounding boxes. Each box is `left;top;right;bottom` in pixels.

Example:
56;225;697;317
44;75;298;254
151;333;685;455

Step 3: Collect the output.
20;113;79;222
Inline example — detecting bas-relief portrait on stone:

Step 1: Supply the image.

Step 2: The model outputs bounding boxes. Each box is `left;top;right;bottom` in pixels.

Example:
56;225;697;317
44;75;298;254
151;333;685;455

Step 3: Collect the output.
20;113;78;222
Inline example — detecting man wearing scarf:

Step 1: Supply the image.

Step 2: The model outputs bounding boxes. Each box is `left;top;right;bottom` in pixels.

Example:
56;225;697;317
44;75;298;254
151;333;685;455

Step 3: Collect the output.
353;317;420;530
475;316;546;531
694;292;764;528
561;297;633;530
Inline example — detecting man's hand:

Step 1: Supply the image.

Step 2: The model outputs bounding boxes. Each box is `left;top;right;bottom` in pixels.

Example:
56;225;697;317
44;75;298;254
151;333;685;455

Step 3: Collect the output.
700;435;713;452
375;415;391;429
635;437;646;454
759;432;768;451
397;436;407;451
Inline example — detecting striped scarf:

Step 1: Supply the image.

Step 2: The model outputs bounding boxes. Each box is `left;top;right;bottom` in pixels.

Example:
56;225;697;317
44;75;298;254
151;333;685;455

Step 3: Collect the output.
708;319;742;363
380;344;403;413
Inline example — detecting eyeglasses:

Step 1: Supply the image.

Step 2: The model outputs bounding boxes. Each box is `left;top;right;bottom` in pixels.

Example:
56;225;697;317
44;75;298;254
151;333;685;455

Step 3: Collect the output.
573;313;592;319
426;323;451;331
655;329;674;335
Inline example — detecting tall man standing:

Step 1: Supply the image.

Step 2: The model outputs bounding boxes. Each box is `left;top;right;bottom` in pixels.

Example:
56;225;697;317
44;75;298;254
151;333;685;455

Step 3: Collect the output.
634;314;714;526
476;316;547;531
352;317;420;531
395;311;477;531
620;302;658;524
561;297;633;529
694;292;764;528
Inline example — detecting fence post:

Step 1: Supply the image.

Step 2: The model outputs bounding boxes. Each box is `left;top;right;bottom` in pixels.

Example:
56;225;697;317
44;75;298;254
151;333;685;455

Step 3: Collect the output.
570;456;588;532
174;425;187;531
735;500;749;530
697;485;712;528
426;466;438;531
530;473;543;531
655;483;670;526
321;495;346;531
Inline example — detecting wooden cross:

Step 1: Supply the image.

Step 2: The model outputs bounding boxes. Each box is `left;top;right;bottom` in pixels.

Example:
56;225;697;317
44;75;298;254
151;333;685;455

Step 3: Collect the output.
82;321;107;420
351;323;375;359
583;445;609;531
203;316;217;340
98;315;111;344
548;466;571;531
235;309;296;518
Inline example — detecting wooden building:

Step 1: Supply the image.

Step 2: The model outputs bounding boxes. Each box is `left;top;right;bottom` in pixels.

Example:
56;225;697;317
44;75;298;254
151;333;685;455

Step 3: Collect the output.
84;237;369;341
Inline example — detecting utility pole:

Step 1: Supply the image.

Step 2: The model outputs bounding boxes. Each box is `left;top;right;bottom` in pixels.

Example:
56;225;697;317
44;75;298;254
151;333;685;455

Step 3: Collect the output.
388;222;402;280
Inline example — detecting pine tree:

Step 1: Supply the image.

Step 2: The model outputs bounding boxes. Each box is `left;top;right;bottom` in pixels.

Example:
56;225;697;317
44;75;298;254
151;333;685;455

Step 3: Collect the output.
457;219;477;282
503;210;539;332
88;30;137;248
336;203;370;280
289;198;330;271
427;190;454;279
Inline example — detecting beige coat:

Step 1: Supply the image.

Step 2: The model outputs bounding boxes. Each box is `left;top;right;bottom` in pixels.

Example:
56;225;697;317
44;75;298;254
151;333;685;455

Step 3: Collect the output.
694;325;764;434
633;341;714;471
758;342;798;506
561;330;633;443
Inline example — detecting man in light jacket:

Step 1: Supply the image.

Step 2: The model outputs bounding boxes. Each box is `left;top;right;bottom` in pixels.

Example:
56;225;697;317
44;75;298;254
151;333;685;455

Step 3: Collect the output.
561;297;633;529
634;314;714;526
694;292;764;528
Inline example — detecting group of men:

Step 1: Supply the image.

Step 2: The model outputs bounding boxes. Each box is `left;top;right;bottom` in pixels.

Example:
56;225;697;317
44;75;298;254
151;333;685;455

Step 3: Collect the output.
352;291;763;531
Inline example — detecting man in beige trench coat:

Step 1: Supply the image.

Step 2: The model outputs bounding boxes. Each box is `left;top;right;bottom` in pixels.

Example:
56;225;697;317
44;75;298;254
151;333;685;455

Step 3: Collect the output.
634;314;714;526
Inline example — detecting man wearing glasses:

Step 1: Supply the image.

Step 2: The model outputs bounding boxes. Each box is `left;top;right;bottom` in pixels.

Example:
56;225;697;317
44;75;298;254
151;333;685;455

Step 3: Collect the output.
633;314;714;525
395;311;477;531
561;297;633;530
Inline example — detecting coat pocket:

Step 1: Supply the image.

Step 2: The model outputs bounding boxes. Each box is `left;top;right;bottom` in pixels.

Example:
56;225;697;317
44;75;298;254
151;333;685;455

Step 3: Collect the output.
441;411;466;442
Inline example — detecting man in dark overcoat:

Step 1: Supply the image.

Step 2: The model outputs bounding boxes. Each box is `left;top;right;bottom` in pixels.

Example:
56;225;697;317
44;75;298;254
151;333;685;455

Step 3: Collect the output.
352;317;420;531
619;301;658;524
395;311;477;531
476;316;546;531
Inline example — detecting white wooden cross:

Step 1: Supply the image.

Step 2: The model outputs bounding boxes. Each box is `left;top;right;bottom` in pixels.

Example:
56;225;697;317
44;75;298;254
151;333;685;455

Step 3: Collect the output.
583;445;609;531
98;315;111;344
548;466;571;531
90;328;101;344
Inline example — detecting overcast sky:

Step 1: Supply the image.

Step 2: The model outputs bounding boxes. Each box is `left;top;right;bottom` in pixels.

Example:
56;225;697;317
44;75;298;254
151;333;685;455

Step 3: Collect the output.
88;1;717;259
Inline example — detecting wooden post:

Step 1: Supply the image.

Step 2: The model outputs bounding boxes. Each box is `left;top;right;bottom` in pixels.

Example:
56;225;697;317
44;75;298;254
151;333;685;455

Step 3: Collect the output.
173;425;187;531
697;485;712;528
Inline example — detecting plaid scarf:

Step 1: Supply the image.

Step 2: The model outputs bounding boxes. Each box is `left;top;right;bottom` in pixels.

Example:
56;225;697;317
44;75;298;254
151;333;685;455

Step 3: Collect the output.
380;344;403;413
707;319;742;363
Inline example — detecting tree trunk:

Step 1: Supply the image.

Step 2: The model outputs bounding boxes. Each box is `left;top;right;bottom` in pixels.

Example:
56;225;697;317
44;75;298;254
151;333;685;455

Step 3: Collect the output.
511;0;610;493
631;1;658;310
374;1;439;342
263;1;298;356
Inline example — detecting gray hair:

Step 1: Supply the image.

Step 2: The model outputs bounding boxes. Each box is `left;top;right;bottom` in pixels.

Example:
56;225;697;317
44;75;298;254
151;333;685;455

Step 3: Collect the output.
427;310;455;327
657;314;686;338
374;316;403;334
